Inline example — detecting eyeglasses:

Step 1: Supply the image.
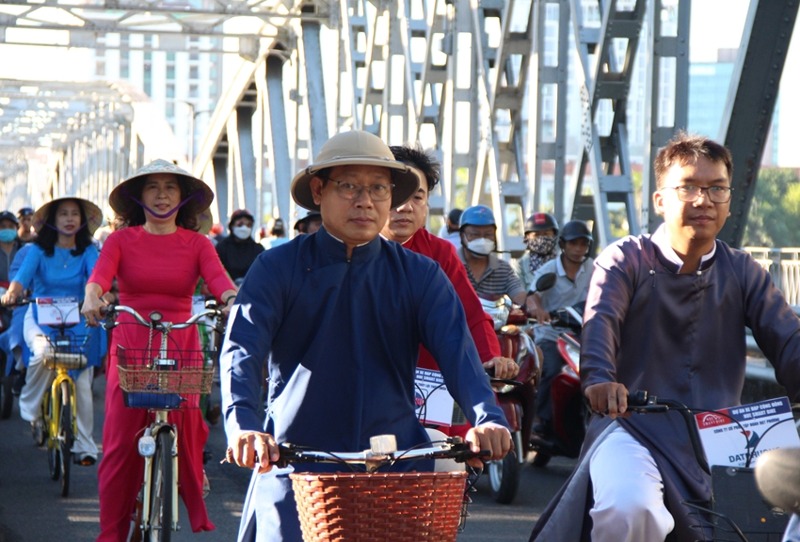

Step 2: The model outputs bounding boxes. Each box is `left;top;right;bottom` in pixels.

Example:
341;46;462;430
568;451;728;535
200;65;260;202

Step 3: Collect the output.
664;185;733;204
324;178;395;202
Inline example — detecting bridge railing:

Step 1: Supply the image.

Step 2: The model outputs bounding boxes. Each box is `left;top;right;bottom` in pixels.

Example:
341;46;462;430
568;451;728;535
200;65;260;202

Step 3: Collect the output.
741;248;800;389
744;247;800;306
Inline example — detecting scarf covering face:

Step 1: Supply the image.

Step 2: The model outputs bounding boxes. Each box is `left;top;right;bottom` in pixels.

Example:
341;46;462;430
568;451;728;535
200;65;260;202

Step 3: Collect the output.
527;235;557;274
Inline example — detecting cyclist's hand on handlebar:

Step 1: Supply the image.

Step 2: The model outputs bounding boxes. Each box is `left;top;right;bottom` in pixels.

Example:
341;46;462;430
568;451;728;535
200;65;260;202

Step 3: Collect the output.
81;294;107;327
465;422;513;468
585;382;630;419
528;305;550;325
483;356;519;380
227;430;280;473
0;282;23;306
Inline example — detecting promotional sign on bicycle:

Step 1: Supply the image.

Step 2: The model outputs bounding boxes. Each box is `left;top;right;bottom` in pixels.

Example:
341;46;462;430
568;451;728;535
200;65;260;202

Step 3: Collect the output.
36;297;81;326
694;396;800;468
414;368;456;428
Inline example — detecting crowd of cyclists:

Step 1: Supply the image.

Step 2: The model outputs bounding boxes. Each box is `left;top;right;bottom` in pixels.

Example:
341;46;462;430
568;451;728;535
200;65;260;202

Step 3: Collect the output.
2;128;800;542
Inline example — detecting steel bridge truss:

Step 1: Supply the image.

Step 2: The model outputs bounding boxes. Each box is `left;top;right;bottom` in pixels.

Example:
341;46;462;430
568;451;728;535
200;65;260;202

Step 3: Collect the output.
1;0;797;250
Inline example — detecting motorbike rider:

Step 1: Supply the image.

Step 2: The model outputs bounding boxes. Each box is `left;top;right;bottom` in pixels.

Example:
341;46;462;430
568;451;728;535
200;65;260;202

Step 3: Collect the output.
458;205;528;308
525;220;594;441
514;212;560;291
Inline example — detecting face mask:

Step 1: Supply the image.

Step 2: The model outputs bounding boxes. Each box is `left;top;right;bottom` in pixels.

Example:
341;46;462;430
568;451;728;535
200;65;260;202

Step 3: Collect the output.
526;235;557;256
232;225;252;240
0;229;16;243
466;238;495;256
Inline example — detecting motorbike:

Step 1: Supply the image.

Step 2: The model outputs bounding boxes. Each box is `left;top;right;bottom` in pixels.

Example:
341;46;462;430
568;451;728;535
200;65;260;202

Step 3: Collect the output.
529;302;587;468
478;272;557;503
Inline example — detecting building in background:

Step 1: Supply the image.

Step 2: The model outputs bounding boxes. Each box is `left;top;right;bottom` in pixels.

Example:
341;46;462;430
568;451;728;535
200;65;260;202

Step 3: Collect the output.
94;31;224;164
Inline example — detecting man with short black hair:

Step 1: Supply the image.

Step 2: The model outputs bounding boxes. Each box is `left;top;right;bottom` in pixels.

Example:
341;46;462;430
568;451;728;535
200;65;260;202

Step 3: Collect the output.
531;132;800;541
382;144;518;384
440;207;463;247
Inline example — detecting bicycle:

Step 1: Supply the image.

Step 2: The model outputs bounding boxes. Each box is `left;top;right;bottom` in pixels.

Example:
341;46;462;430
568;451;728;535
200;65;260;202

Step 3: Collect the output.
241;433;488;542
14;296;91;497
102;300;223;542
627;390;794;541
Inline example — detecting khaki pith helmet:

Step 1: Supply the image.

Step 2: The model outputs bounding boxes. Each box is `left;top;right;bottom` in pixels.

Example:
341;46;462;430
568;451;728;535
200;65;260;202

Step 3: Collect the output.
290;131;420;212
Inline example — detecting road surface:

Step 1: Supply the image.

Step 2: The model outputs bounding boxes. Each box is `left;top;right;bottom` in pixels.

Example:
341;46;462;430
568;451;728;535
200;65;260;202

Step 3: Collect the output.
0;376;573;541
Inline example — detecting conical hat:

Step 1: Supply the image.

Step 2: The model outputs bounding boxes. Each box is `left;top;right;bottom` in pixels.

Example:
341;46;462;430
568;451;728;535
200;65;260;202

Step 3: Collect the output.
32;197;103;235
109;159;214;234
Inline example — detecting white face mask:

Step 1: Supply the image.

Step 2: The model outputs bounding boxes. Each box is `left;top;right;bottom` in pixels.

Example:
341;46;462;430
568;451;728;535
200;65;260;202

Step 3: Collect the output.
232;225;252;240
466;238;495;256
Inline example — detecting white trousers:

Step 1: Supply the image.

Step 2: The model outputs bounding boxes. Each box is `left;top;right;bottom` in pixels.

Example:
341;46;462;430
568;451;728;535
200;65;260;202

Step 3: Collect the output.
588;424;675;542
19;306;98;458
784;515;800;542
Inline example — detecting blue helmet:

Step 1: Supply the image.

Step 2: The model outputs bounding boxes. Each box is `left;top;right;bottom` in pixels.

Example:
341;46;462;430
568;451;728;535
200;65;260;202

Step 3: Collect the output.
459;205;496;230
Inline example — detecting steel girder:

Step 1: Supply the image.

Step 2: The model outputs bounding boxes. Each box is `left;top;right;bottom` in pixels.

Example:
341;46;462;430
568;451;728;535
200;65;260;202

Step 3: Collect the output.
1;0;795;252
641;0;690;233
566;0;646;248
718;0;799;247
330;0;536;253
529;0;570;229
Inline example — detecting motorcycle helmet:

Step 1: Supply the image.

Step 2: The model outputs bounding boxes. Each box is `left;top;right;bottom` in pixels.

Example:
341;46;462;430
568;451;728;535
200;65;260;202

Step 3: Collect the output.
559;220;593;243
524;213;559;235
559;220;593;257
459;205;496;230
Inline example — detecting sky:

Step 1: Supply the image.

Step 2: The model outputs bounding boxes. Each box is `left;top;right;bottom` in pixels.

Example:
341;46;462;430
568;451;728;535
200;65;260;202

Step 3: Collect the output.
689;0;751;62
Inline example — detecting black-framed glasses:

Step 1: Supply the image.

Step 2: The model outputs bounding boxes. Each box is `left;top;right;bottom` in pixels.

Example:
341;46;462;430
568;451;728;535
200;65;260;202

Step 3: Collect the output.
664;185;733;204
324;178;395;202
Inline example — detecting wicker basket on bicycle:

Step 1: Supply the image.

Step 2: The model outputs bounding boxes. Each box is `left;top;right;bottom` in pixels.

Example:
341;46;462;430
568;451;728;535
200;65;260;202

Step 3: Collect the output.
290;470;468;542
42;333;89;370
116;346;214;409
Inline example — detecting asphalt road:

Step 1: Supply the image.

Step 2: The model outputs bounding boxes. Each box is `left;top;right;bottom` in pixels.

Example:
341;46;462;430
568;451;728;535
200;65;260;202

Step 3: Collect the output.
0;376;574;541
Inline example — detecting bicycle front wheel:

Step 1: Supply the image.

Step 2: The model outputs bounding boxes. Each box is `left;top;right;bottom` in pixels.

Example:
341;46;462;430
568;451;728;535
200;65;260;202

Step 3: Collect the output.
58;383;73;497
146;429;174;542
46;389;60;482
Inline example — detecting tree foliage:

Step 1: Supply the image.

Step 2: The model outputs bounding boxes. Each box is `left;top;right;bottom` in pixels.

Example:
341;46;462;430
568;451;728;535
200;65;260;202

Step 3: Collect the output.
743;168;800;248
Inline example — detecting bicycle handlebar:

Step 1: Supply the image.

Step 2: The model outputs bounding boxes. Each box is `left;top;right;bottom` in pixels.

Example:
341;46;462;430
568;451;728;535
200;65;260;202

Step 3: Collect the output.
101;303;223;332
273;435;489;473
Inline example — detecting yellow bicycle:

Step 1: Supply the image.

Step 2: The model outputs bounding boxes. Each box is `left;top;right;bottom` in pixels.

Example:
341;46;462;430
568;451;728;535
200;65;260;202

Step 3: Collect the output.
20;296;91;498
40;327;89;497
